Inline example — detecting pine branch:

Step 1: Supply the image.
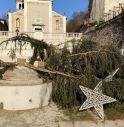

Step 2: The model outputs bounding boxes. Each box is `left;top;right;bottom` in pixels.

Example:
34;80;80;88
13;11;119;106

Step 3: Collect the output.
25;63;77;79
67;50;108;57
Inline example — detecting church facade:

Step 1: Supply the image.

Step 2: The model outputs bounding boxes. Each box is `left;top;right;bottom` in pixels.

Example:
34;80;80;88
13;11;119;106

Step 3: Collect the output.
0;0;82;62
8;0;66;35
5;0;81;45
0;0;82;45
90;0;124;22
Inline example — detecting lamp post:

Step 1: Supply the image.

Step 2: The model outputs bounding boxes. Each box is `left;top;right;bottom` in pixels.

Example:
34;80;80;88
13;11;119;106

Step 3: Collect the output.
16;29;19;36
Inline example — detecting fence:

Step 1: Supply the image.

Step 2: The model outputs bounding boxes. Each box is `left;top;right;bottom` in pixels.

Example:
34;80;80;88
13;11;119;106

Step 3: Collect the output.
0;31;82;45
104;3;124;22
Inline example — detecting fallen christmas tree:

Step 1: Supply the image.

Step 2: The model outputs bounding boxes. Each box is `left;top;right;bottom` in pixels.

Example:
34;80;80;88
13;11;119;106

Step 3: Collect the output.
45;39;124;112
0;35;123;115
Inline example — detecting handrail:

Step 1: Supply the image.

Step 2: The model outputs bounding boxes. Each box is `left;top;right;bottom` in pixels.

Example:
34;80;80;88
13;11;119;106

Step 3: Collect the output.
104;3;124;22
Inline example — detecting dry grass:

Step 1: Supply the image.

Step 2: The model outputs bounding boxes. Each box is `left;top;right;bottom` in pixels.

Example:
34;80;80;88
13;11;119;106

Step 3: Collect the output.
63;107;96;122
105;108;124;120
64;106;124;121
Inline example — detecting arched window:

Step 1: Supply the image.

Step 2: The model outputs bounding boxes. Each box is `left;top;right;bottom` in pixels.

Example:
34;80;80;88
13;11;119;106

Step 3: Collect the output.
16;18;20;28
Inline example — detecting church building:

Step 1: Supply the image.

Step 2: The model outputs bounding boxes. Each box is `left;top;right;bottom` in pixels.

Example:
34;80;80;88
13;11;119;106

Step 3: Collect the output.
90;0;124;22
8;0;66;36
0;0;81;45
0;0;82;62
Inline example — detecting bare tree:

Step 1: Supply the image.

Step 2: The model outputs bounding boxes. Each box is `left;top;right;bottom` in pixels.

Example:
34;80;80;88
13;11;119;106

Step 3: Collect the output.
66;11;89;32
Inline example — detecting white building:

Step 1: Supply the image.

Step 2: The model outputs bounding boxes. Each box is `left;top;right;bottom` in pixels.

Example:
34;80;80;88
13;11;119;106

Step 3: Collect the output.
0;0;82;62
9;0;66;35
90;0;124;22
0;0;82;46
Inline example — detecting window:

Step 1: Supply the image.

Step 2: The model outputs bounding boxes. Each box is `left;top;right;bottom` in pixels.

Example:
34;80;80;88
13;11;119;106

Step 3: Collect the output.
35;28;42;31
19;4;21;9
22;3;24;9
56;20;60;30
33;24;44;32
16;18;20;28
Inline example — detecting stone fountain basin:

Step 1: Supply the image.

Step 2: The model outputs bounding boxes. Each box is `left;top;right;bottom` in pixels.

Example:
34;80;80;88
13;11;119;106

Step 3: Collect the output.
0;66;52;110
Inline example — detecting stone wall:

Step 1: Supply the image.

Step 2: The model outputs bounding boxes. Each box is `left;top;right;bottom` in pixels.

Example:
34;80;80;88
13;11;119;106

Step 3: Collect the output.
0;41;34;62
86;11;124;54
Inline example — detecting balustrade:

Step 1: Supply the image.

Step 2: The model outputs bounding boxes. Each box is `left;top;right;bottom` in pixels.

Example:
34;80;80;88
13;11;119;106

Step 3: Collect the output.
0;31;82;44
104;3;124;22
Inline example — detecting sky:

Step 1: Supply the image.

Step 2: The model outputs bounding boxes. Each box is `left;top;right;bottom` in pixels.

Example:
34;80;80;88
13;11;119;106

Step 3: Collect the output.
0;0;88;20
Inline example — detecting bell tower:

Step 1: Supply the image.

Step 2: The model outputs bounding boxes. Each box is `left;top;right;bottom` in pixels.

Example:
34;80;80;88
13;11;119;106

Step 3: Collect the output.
16;0;24;10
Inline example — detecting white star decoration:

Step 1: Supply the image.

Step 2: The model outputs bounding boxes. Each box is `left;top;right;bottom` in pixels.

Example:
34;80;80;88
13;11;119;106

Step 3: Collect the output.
104;68;119;82
95;68;119;93
79;85;116;119
79;68;119;119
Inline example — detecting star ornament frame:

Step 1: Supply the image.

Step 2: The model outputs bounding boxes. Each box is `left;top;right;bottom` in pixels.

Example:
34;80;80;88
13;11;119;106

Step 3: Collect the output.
79;85;116;119
79;68;119;119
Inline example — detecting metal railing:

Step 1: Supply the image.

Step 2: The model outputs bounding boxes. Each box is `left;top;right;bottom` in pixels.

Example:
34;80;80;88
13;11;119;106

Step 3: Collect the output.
104;3;124;22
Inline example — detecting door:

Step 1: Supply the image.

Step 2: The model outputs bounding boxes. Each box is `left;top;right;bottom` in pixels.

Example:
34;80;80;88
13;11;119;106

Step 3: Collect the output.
33;26;44;40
